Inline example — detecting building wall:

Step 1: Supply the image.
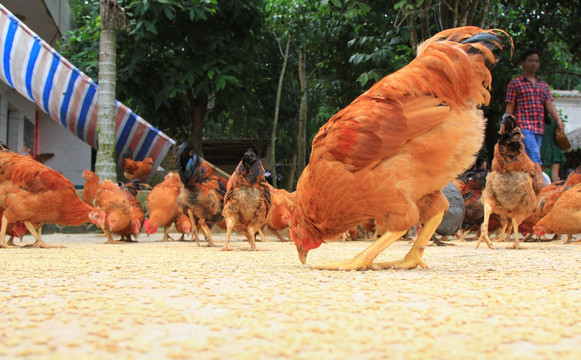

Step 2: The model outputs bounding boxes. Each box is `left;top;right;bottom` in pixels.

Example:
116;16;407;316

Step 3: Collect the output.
553;90;581;151
0;82;92;187
553;92;581;132
37;112;92;187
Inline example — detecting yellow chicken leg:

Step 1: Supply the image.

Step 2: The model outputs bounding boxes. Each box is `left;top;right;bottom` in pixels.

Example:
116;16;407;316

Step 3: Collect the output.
25;222;64;248
374;210;445;270
200;223;214;247
0;215;10;248
312;229;408;271
103;227;124;244
508;218;522;249
476;203;495;249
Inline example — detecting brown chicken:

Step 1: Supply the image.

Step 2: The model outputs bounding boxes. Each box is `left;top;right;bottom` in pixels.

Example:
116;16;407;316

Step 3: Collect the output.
476;114;543;250
519;166;581;242
289;27;511;270
265;183;293;241
519;181;565;241
534;183;581;243
144;172;189;241
0;207;28;246
1;144;34;245
175;213;193;240
454;170;507;242
173;140;228;246
117;181;145;241
82;170;100;205
222;148;271;251
120;148;154;183
93;180;133;244
0;150;106;248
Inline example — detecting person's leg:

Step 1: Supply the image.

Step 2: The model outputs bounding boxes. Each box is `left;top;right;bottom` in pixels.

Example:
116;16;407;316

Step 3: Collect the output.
521;129;547;185
520;129;543;165
550;163;560;182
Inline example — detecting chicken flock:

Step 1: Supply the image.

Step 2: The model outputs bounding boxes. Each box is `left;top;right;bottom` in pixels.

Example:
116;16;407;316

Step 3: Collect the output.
1;27;580;271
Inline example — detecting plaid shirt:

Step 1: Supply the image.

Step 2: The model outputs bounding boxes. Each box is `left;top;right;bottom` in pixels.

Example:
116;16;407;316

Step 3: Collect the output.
505;75;553;134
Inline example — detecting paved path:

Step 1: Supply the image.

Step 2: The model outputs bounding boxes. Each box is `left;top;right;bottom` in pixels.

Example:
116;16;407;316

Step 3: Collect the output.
1;233;580;359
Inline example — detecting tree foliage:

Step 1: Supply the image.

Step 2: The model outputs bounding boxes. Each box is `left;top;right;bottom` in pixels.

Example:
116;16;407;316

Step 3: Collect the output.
58;0;581;189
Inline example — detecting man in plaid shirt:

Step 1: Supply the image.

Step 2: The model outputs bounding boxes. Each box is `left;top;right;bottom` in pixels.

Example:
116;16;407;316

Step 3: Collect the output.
505;48;565;171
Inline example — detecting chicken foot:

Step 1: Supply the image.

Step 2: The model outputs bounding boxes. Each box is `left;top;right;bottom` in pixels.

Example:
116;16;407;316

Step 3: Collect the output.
311;229;408;271
476;203;495;249
507;218;522;249
374;210;445;270
160;226;172;242
222;218;236;251
457;229;472;242
24;222;64;248
429;235;455;246
103;227;125;244
187;209;200;246
5;234;17;246
563;234;578;244
0;215;13;248
494;221;510;242
199;223;214;247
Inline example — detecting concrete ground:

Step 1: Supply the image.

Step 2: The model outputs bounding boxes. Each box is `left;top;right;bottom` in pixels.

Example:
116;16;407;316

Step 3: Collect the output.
1;232;581;359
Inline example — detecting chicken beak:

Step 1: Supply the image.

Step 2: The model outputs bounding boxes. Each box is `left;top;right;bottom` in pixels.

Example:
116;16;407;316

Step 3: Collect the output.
298;247;308;264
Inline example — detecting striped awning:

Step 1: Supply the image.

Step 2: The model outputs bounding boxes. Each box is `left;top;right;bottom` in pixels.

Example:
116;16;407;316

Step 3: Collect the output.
0;4;175;172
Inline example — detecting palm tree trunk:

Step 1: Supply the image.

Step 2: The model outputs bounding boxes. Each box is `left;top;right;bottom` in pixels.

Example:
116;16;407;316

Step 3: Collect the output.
95;16;118;181
95;0;125;181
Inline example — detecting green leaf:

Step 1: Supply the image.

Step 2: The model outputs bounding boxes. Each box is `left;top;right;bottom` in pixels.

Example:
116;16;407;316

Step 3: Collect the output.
216;76;226;91
144;21;157;35
163;7;174;20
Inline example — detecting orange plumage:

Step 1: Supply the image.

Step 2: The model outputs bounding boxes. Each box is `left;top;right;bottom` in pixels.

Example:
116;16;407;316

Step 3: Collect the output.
175;213;193;239
144;172;187;241
265;183;294;241
222;148;271;251
0;150;105;248
0;207;28;245
534;183;581;243
289;27;511;269
476;114;541;249
531;167;581;242
519;181;564;240
117;181;145;241
93;180;133;244
82;170;100;205
120;148;154;182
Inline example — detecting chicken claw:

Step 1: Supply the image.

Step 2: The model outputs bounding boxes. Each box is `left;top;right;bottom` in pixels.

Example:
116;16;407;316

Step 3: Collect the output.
311;229;408;271
476;203;495;249
27;241;65;249
102;228;125;244
375;210;445;270
373;240;431;269
475;234;494;249
312;255;373;271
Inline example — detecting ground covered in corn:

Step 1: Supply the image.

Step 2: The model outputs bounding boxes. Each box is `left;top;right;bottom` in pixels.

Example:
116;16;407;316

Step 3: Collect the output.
1;232;581;359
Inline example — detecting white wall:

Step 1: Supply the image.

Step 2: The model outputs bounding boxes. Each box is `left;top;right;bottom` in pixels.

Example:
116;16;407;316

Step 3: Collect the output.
553;90;581;151
553;91;581;133
0;82;92;188
37;112;92;187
